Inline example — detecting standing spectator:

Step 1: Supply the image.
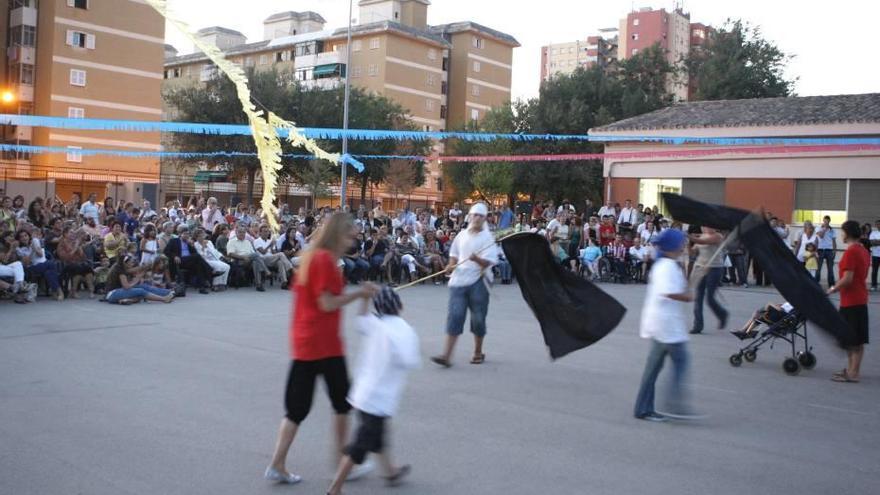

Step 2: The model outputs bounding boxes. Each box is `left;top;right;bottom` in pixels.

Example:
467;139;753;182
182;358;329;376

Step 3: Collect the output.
431;203;497;367
226;224;271;292
727;237;748;288
163;225;213;294
794;221;818;264
827;220;870;383
815;216;837;286
617;199;637;228
201;197;225;232
498;204;514;230
78;193;101;223
690;227;729;334
870;220;880;291
264;214;378;486
546;211;571;255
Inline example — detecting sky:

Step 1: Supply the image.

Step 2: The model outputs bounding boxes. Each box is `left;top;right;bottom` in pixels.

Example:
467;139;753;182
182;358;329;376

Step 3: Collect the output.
164;0;880;101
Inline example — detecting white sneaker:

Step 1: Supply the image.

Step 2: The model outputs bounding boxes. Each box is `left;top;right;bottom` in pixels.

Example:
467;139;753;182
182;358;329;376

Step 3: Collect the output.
264;466;302;484
346;459;374;481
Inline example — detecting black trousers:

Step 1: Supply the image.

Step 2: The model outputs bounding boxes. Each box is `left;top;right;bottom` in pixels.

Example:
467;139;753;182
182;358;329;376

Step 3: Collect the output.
172;255;213;287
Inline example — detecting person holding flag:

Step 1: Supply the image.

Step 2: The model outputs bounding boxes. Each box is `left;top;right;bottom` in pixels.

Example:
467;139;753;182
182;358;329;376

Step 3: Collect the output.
431;202;498;367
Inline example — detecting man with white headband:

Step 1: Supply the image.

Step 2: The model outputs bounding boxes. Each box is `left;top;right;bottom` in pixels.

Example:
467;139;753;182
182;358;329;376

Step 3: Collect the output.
431;202;498;367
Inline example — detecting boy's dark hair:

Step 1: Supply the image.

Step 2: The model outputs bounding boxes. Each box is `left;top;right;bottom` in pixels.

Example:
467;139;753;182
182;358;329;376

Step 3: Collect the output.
841;220;861;240
687;224;703;235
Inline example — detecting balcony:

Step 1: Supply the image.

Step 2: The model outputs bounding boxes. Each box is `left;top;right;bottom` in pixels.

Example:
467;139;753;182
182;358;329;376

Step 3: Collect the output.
5;126;32;141
294;50;345;70
7;46;36;64
10;6;37;27
16;85;34;102
299;78;343;91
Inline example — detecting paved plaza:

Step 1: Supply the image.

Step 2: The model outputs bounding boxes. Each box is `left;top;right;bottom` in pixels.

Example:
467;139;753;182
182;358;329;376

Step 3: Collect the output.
1;284;878;495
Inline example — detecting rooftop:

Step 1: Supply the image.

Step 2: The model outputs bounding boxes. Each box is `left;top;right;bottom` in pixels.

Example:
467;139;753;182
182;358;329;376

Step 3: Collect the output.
430;21;520;47
264;11;327;24
196;26;246;38
591;94;880;133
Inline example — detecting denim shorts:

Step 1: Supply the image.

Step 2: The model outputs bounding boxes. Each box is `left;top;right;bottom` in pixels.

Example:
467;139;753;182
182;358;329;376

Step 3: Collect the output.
445;279;490;337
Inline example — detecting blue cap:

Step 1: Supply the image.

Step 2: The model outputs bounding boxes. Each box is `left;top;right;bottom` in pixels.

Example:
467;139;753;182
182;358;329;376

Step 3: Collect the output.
653;228;687;254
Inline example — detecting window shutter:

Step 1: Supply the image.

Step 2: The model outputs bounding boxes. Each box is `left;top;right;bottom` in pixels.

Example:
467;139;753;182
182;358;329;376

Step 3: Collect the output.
66;30;75;46
85;34;96;49
67;0;76;6
847;180;880;225
682;178;726;205
795;180;846;211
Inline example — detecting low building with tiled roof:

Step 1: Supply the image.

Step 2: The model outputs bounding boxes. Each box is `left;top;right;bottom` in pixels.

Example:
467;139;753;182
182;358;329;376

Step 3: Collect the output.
588;94;880;224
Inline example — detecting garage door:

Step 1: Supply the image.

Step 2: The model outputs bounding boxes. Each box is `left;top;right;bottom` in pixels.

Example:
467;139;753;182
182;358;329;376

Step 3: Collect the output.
682;178;726;205
847;180;880;225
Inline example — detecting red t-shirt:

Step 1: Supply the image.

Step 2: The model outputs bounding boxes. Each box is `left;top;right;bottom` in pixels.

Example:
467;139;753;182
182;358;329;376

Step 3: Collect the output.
838;243;870;308
291;249;344;360
599;224;616;246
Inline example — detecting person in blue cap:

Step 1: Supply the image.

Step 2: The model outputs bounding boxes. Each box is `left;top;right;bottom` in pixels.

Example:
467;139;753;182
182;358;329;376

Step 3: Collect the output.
634;228;701;422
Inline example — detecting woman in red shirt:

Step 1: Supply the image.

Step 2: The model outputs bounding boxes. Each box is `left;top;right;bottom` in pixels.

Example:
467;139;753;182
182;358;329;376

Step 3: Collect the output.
265;213;378;484
827;220;870;383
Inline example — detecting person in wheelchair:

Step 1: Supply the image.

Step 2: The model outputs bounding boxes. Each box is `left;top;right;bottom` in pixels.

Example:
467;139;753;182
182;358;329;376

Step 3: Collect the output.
607;234;629;281
731;301;795;340
579;238;602;281
628;237;649;282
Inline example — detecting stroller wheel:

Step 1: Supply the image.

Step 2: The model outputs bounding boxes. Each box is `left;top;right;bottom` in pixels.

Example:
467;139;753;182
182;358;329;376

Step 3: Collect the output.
729;353;743;367
797;351;817;370
744;350;757;363
782;357;801;376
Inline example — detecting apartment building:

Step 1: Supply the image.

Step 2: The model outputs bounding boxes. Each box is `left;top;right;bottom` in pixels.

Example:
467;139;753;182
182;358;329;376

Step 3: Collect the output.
540;30;617;83
163;0;519;207
2;0;165;201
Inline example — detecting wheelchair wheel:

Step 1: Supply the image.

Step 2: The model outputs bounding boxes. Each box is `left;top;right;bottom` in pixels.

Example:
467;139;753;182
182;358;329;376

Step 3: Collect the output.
797;351;817;370
782;357;801;375
729;353;743;367
744;350;757;362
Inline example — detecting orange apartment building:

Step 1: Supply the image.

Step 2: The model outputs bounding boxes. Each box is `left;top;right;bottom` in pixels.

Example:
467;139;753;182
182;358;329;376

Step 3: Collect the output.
2;0;165;202
162;0;519;208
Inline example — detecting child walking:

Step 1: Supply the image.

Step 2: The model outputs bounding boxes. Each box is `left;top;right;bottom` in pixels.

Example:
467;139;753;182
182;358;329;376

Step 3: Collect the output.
326;287;421;495
634;229;700;422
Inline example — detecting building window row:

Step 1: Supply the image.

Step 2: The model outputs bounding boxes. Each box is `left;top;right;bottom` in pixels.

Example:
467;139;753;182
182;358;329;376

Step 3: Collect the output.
66;146;83;163
473;61;481;73
164;67;182;79
352;39;363;52
370;37;381;50
368;64;379;76
425;99;435;112
69;68;87;87
66;0;89;9
470;108;479;121
11;25;36;47
471;84;480;97
68;107;85;119
426;73;436;87
66;30;96;50
472;37;484;49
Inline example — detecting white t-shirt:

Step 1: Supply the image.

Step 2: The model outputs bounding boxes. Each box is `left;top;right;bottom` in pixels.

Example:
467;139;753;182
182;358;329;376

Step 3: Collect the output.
640;257;689;344
868;230;880;258
618;207;637;225
629;245;647;262
547;219;570;241
79;201;100;221
597;206;616;219
448;227;498;287
796;232;818;262
253;237;275;254
348;314;421;417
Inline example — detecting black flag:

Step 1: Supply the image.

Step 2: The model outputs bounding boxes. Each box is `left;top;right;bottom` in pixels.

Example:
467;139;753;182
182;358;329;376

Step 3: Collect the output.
661;193;857;348
501;233;626;359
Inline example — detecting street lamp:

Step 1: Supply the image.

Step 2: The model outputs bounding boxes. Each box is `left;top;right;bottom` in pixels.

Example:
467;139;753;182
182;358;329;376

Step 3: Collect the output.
1;90;15;105
340;0;354;209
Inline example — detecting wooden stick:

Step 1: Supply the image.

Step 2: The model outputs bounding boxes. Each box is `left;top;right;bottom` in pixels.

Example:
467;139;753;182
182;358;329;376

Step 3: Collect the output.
394;231;524;292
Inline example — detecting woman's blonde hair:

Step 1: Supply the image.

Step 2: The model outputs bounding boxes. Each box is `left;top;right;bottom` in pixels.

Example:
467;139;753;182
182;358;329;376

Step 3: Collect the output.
296;213;354;286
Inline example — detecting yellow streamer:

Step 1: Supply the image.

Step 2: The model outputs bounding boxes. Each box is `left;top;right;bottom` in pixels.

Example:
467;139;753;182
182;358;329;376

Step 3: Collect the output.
147;0;340;232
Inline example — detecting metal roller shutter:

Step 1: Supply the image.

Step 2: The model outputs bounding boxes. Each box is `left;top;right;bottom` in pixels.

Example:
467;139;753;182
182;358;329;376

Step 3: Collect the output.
794;180;846;211
682;178;726;205
847;180;880;225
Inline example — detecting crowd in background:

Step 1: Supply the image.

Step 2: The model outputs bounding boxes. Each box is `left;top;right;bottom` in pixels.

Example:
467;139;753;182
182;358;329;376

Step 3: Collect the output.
2;191;880;305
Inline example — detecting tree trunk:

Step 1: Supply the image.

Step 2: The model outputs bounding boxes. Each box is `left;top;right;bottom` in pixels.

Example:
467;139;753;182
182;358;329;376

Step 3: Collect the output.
360;176;368;206
507;192;516;209
245;166;257;207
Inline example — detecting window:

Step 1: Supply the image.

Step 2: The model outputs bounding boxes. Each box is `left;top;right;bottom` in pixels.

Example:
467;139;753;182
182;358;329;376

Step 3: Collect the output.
441;81;448;95
352;39;362;51
276;52;283;62
244;57;254;67
471;84;480;97
428;48;437;60
199;65;217;82
68;0;88;9
68;107;85;119
368;64;378;76
426;99;435;111
352;66;362;78
632;33;639;41
440;105;447;119
426;74;436;86
66;146;83;163
20;64;34;85
442;57;449;71
848;180;880;224
633;18;640;26
473;37;484;49
794;179;847;225
369;37;380;50
69;69;86;86
12;26;36;47
631;48;639;56
473;61;481;73
259;54;268;65
470;109;479;121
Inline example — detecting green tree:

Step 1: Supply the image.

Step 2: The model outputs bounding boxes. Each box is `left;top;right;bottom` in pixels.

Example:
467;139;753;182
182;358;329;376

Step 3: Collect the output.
301;160;335;207
686;20;796;101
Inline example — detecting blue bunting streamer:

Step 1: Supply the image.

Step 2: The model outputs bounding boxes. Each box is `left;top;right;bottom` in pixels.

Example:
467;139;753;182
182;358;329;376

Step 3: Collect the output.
3;114;878;145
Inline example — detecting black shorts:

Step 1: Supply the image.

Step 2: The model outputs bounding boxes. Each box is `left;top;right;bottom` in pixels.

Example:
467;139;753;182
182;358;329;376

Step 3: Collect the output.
840;305;869;346
284;357;351;424
344;411;387;465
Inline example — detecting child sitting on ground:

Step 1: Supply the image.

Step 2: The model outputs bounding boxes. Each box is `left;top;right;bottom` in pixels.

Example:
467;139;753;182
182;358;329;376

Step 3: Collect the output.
148;256;173;289
326;286;421;495
93;254;111;295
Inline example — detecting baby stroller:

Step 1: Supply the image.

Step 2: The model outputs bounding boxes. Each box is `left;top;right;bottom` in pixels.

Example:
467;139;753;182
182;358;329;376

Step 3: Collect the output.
728;303;816;376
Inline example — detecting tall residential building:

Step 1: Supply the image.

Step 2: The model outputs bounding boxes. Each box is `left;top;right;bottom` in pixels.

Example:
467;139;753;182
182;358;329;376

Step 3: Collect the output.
539;30;618;83
162;0;519;208
3;0;165;201
618;6;705;101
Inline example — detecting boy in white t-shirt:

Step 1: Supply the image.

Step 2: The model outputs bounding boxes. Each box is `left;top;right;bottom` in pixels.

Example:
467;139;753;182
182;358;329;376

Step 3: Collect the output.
326;287;421;495
634;229;700;422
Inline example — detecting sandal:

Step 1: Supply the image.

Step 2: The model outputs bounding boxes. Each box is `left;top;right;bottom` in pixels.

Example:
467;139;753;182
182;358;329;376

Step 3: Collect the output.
470;353;486;365
383;464;411;487
832;369;847;378
430;356;451;368
831;371;859;383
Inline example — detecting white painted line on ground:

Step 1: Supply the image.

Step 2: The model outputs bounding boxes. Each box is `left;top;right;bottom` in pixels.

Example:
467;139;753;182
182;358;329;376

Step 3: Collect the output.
807;403;876;416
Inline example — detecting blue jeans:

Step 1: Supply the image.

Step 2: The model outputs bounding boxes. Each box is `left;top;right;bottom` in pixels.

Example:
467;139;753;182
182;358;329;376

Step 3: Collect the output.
634;340;690;418
343;257;370;283
445;279;489;337
496;260;512;282
693;267;728;331
27;261;61;292
817;249;836;285
106;283;172;303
